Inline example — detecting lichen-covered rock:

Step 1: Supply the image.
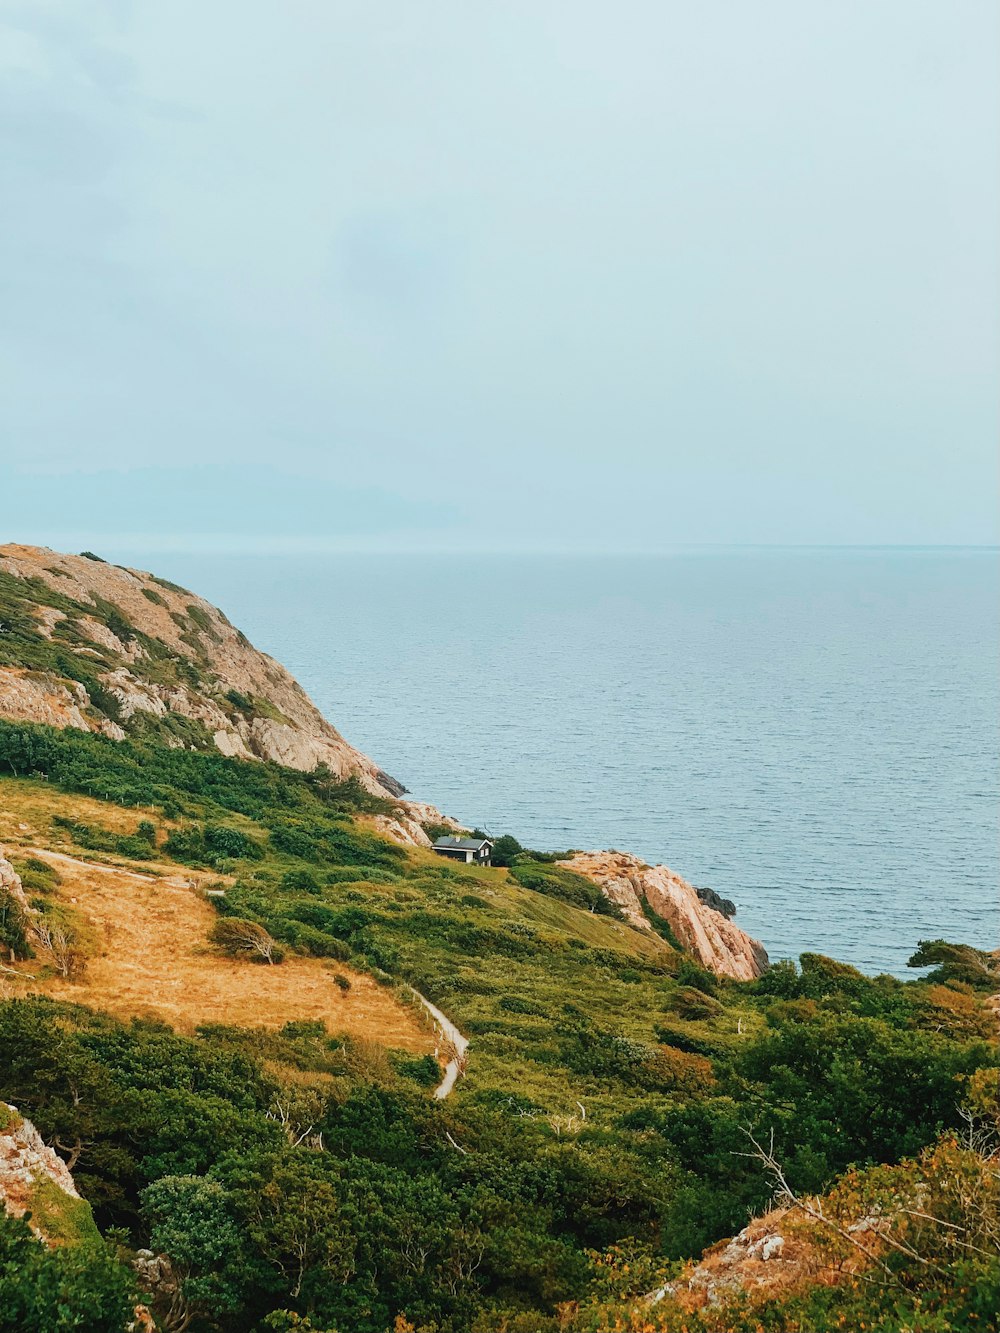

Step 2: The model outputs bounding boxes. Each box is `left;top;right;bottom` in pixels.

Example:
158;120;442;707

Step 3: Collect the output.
560;851;768;980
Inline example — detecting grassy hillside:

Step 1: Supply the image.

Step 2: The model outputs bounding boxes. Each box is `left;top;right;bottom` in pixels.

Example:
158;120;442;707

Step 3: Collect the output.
0;718;996;1332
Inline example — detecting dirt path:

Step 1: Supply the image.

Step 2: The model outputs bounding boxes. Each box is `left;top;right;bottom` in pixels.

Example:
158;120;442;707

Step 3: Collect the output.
411;989;469;1099
27;847;159;882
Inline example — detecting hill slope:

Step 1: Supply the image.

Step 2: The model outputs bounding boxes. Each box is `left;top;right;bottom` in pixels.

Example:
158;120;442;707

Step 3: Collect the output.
1;545;995;1333
0;543;404;797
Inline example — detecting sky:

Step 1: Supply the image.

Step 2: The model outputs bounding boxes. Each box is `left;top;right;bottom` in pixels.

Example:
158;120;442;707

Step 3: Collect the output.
1;0;997;554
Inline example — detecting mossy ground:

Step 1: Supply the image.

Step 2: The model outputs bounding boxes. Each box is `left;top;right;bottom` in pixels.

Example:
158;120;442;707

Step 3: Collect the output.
25;1174;101;1248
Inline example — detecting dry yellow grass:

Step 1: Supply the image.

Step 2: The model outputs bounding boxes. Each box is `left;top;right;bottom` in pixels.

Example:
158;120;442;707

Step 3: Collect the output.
0;781;164;847
5;844;435;1056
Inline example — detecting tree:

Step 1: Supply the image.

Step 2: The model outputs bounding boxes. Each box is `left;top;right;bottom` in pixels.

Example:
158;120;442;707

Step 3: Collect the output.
245;1158;355;1302
32;916;87;979
490;834;524;868
210;917;283;964
140;1175;246;1331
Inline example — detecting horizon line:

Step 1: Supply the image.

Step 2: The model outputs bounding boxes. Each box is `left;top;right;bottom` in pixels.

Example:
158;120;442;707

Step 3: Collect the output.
9;535;999;559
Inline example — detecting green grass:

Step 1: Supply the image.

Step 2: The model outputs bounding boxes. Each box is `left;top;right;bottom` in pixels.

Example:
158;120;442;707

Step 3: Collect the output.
0;1102;22;1132
26;1174;102;1247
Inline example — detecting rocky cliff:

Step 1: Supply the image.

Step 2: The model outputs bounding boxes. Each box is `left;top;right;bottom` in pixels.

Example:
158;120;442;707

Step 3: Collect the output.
560;850;768;980
0;544;405;799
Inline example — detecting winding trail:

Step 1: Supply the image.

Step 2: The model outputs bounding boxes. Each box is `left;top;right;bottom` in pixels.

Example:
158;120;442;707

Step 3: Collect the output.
410;988;469;1099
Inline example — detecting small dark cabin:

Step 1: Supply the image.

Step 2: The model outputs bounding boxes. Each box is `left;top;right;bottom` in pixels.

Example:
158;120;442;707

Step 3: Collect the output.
431;836;493;866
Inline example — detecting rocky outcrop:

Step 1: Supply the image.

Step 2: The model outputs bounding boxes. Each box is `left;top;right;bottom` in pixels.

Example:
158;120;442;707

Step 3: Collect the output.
0;1102;98;1245
366;801;466;848
0;846;34;919
0;544;405;799
696;885;737;919
647;1206;821;1312
0;668;125;740
560;851;768;980
368;813;433;848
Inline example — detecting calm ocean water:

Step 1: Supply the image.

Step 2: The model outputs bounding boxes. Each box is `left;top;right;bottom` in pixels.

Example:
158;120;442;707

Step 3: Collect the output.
151;549;998;977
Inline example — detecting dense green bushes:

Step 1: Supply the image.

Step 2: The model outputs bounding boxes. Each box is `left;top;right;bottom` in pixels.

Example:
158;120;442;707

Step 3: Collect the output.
0;719;396;821
0;1211;136;1333
164;822;265;867
0;944;992;1333
51;814;157;862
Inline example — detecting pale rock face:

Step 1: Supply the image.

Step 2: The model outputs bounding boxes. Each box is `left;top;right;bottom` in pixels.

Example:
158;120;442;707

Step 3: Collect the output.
76;617;144;663
0;1102;83;1237
367;813;433;848
34;606;66;638
0;669;94;733
212;728;248;758
560;851;768;980
102;668;168;720
401;802;466;837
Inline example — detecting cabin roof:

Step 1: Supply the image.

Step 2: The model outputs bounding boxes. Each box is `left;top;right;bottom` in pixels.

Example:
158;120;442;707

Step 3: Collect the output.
433;836;493;851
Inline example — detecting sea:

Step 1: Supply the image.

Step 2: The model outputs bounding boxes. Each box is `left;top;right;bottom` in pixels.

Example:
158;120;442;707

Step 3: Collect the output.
140;548;998;978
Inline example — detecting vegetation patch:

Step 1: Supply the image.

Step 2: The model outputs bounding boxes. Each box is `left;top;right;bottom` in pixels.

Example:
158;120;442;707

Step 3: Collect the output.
0;720;995;1332
25;1173;101;1248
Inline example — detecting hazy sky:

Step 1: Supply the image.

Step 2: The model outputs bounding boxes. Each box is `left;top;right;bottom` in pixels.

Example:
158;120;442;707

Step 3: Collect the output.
2;1;997;552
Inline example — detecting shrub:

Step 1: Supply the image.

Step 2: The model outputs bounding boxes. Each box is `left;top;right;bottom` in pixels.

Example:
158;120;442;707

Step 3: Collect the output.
210;917;283;964
281;868;322;894
499;994;547;1016
509;861;615;915
675;958;719;995
51;815;155;862
0;1211;136;1331
104;609;135;645
422;821;457;843
10;856;61;894
666;985;724;1021
164;823;263;867
269;920;350;960
395;1054;440;1087
204;824;263;862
